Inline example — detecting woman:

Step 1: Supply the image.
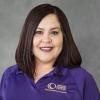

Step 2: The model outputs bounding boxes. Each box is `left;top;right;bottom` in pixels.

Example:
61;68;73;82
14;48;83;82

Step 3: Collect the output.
0;3;99;100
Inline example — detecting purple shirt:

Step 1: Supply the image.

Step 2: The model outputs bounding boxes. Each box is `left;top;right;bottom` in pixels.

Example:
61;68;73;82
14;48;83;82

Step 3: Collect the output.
0;64;100;100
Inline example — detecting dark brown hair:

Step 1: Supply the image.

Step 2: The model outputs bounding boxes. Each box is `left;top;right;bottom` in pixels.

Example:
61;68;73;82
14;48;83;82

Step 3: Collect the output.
15;3;82;78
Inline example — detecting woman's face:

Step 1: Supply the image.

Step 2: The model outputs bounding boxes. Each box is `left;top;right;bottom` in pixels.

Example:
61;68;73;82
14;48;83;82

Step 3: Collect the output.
32;14;63;66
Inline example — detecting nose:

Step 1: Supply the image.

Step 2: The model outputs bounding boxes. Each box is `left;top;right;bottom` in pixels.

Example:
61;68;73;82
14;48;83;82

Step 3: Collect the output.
42;34;52;43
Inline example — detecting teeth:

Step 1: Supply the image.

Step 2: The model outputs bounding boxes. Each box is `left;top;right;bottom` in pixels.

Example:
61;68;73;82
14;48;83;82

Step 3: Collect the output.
41;47;52;50
40;47;53;52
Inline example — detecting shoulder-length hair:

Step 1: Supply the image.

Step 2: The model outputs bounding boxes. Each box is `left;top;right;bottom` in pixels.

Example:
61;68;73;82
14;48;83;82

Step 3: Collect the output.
15;3;82;78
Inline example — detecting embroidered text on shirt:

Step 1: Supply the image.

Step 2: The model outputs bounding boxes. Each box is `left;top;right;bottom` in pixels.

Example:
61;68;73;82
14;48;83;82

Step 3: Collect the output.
45;83;67;93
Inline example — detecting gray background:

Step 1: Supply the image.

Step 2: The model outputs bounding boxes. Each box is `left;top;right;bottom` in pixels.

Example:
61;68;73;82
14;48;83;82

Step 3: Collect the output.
0;0;100;90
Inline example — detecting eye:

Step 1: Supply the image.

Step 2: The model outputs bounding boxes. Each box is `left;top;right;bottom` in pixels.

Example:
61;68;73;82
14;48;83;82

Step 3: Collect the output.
51;31;59;35
35;31;43;35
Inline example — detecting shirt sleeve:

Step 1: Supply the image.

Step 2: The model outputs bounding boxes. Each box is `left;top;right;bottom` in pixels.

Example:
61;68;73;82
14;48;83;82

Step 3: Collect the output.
83;73;100;100
0;71;8;100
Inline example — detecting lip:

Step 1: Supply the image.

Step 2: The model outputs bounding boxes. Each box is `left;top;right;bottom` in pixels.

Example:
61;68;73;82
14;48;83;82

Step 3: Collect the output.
39;47;53;52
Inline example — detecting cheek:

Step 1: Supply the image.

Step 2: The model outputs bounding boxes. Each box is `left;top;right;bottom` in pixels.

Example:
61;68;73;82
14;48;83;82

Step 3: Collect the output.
54;36;63;48
32;37;41;47
32;38;41;55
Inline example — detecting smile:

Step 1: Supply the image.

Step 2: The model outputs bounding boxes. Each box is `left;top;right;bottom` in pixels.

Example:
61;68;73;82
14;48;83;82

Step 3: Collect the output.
40;47;53;52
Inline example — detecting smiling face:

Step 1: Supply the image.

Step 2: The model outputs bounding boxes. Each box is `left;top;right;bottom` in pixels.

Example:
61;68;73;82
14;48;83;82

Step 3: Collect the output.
32;14;63;66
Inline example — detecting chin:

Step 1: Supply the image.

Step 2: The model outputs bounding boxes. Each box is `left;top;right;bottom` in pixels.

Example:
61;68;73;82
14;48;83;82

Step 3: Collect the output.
37;57;56;64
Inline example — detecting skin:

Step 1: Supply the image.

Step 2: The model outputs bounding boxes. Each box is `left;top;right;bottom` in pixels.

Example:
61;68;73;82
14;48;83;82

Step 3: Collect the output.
32;14;63;82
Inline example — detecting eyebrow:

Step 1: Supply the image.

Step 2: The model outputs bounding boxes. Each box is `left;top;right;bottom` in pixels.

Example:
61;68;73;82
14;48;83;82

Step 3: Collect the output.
36;27;61;31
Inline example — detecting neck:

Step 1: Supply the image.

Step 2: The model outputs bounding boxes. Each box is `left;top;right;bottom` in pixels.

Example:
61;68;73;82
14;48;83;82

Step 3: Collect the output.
35;62;54;74
34;62;54;83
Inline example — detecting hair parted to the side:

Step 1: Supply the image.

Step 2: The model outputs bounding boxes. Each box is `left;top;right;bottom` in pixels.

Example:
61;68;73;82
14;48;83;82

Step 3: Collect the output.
15;3;82;78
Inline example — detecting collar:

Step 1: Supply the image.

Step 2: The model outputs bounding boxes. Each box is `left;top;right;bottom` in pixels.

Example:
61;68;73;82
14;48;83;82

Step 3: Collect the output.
42;66;69;77
16;66;69;77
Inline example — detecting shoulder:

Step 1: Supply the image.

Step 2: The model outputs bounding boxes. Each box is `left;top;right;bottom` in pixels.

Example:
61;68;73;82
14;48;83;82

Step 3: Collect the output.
61;66;93;88
68;66;97;86
68;67;99;98
1;64;21;80
3;64;18;74
69;67;95;81
62;66;94;80
0;64;19;87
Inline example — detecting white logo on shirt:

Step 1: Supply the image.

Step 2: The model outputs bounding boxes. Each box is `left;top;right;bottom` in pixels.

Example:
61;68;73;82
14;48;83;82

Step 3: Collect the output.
45;83;67;93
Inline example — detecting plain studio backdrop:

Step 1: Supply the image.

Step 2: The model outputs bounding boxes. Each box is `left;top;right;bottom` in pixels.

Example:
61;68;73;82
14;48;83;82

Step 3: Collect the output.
0;0;100;90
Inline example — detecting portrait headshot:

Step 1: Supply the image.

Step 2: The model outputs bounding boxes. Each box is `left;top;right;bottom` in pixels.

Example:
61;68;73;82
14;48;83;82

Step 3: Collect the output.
0;0;100;100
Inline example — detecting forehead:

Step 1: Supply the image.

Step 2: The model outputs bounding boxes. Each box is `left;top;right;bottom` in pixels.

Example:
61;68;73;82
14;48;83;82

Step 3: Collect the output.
37;14;61;28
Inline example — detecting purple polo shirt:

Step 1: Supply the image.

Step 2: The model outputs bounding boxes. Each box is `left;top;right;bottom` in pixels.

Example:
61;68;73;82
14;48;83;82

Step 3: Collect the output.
0;64;99;100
